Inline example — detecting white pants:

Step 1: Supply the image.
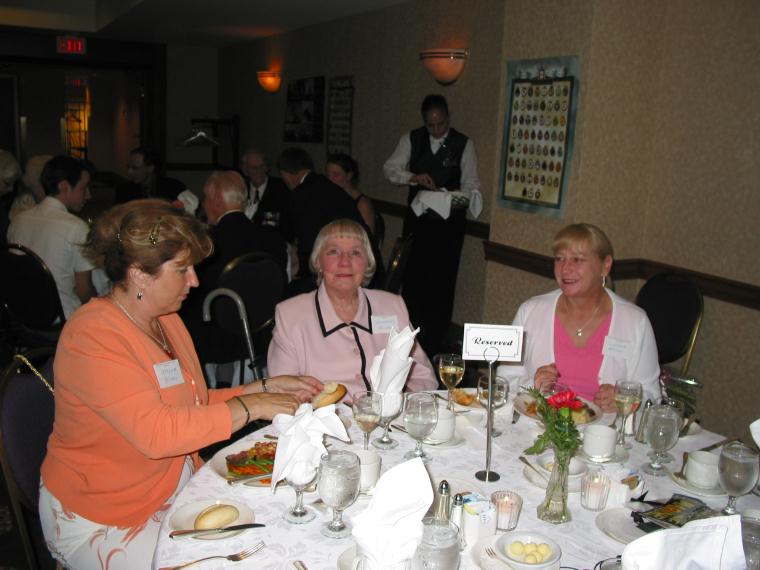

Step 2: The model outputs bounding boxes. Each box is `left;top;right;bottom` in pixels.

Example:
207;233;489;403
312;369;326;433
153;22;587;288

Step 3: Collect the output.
39;457;193;570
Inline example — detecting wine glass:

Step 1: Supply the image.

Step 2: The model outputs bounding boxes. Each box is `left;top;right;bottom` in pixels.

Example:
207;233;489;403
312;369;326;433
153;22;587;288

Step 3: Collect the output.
352;390;383;450
403;392;438;463
372;391;405;450
477;375;508;437
642;405;680;476
613;380;643;449
282;469;318;524
718;441;760;515
317;450;361;538
437;354;465;411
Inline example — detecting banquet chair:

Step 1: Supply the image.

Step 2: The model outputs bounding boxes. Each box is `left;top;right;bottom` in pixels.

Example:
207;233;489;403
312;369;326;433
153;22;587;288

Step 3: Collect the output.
0;346;58;570
202;252;287;386
382;234;414;295
0;244;65;352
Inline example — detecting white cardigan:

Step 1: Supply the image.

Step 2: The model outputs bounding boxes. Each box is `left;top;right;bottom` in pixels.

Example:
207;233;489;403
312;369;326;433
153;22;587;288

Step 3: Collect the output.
496;289;661;403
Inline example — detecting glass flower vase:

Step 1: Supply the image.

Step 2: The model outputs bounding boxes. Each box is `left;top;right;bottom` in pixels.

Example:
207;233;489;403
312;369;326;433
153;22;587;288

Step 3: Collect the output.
537;448;572;524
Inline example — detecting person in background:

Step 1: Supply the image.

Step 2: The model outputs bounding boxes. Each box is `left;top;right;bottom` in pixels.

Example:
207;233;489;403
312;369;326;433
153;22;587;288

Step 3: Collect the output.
39;199;321;569
383;94;482;357
115;147;186;204
0;148;21;244
8;154;53;221
326;153;376;236
496;223;660;410
8;155;96;318
240;148;293;238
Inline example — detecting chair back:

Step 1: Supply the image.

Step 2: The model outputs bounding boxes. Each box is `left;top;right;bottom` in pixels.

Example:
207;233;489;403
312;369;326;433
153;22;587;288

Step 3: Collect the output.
374;211;386;250
635;272;704;375
382;234;414;294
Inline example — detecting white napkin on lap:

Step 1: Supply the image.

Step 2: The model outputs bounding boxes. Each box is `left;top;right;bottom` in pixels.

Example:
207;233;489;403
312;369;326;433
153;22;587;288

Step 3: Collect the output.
622;515;746;569
176;189;199;214
352;458;434;567
270;403;349;490
750;418;760;448
369;326;418;417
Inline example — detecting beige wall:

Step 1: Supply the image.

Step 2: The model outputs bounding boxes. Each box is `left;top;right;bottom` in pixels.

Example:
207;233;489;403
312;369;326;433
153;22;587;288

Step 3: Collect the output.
219;0;760;436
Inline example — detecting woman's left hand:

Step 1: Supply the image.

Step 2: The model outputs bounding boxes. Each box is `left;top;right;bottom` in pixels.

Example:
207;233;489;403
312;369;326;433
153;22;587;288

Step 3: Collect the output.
594;383;616;413
259;375;323;403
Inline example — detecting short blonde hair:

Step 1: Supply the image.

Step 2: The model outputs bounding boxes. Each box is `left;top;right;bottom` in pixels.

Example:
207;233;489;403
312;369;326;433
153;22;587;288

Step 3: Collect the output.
309;219;376;286
552;223;614;260
205;170;247;207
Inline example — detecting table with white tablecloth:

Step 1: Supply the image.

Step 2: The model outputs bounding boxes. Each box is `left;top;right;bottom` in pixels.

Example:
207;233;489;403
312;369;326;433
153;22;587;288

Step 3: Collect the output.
153;400;758;570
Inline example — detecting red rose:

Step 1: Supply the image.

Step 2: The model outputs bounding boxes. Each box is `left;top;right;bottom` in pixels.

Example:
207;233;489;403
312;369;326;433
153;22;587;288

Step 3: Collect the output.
547;390;584;410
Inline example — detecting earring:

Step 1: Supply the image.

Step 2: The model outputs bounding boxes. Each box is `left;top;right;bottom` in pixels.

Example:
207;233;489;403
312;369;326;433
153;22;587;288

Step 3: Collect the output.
602;275;606;288
137;290;144;300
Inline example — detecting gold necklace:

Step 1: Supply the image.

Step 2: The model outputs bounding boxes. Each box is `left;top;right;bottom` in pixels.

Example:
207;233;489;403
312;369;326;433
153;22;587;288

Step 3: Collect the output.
565;295;603;337
110;296;174;357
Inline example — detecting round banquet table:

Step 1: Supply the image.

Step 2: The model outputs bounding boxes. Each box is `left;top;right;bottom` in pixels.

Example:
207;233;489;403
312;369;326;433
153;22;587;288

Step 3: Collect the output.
153;397;759;570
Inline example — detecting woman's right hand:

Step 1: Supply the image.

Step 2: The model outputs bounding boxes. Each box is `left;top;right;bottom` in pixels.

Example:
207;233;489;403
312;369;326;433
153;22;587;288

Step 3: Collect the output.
245;392;300;421
533;363;559;392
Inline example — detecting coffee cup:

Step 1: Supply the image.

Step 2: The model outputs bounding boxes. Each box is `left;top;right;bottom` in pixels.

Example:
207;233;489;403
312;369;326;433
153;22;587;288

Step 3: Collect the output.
582;425;617;459
426;406;455;444
685;450;719;489
354;449;382;491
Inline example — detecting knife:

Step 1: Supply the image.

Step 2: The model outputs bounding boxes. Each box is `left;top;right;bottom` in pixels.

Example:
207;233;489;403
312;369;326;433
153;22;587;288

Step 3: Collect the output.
699;437;736;453
226;473;272;486
169;523;266;539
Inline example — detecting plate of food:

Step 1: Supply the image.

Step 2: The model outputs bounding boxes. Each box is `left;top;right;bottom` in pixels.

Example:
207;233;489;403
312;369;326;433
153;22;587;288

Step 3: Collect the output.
169;499;254;540
513;393;602;426
449;388;482;409
211;440;277;486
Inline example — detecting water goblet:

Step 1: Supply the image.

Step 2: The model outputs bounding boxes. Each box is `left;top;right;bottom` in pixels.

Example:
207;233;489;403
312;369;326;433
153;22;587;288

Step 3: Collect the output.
477;375;508;437
318;450;361;538
352;390;383;450
718;441;760;515
642;405;680;476
282;470;318;524
413;517;461;569
372;392;405;450
437;354;465;411
648;397;685;463
614;380;642;449
402;392;438;463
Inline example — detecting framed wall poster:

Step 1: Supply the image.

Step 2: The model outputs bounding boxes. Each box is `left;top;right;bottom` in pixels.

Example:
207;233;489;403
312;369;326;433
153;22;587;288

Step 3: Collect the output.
284;76;325;143
326;76;354;156
498;56;580;218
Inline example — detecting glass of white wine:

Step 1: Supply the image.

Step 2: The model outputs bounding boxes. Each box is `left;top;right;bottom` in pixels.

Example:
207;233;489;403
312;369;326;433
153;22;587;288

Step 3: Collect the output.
352;390;383;450
642;405;680;476
437;354;465;411
403;392;438;463
613;380;642;449
719;441;760;515
477;375;508;437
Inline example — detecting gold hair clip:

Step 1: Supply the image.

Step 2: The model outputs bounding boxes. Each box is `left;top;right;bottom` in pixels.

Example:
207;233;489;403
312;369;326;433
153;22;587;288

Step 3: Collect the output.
148;216;162;247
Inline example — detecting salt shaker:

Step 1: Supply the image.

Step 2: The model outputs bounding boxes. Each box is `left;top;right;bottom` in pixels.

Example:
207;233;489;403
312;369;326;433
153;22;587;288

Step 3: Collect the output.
449;493;466;550
433;480;451;522
634;399;653;443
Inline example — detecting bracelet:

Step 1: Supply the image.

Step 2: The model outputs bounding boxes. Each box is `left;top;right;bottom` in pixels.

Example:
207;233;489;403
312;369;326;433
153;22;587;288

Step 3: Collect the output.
234;396;250;424
261;378;268;393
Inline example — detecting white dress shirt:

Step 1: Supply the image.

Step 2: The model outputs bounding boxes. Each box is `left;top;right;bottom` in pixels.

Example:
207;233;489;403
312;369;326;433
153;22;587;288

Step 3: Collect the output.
244;177;269;220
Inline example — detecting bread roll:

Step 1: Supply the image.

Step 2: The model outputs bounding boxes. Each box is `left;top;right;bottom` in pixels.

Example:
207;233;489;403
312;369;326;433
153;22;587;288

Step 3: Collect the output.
194;504;239;530
312;382;347;408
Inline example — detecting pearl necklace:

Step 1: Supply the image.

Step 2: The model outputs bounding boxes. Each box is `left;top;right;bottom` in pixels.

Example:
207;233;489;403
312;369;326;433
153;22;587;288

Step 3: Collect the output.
565;295;603;337
110;296;174;357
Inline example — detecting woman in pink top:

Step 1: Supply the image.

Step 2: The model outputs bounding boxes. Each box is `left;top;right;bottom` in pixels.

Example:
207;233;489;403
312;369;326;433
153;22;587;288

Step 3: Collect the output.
39;199;321;570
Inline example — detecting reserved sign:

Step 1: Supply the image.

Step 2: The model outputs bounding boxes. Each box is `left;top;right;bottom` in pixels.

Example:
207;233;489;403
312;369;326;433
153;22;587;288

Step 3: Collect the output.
462;324;523;362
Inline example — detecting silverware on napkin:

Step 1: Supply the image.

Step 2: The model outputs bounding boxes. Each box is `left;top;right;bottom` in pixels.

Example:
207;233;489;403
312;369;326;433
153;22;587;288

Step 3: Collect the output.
169;523;266;539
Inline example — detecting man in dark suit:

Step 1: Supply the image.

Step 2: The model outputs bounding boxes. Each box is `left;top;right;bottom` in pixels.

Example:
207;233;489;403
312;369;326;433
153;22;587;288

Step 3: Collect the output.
241;149;293;240
115;147;186;204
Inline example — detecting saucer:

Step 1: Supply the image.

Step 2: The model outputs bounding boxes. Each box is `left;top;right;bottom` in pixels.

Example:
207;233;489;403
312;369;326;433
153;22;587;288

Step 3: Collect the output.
595;507;647;545
337;545;356;570
669;472;726;497
169;499;254;540
423;433;465;449
523;466;582;493
577;445;629;464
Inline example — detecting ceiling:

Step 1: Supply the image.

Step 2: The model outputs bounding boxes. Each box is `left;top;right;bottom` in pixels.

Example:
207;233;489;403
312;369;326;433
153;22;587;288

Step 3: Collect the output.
0;0;410;46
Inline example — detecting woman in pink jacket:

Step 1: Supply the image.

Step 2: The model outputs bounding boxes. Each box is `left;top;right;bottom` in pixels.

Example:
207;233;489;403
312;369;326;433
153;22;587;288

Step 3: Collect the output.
268;219;437;400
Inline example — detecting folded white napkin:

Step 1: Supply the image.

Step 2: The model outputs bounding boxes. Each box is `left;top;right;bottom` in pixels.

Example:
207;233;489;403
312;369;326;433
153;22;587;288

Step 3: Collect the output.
352;458;434;567
622;514;746;569
369;326;418;417
410;189;483;219
270;403;349;490
751;418;760;448
176;189;199;214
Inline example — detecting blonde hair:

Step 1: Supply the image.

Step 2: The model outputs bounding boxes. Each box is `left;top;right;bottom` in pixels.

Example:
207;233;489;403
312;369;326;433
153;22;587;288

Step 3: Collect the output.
552;223;614;260
309;219;376;286
205;170;247;207
0;149;20;191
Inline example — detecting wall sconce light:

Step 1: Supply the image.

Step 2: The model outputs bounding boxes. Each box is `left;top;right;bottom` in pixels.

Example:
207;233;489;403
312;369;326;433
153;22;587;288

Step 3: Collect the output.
419;48;468;84
257;71;281;93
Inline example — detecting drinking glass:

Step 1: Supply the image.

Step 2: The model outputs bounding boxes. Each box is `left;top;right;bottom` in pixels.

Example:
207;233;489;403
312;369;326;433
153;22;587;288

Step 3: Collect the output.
413;517;461;569
372;392;405;450
282;470;318;524
742;513;760;570
477;375;508;437
718;441;760;515
437;354;465;411
642;405;680;476
403;392;438;463
352;391;383;450
318;450;361;538
613;380;643;449
648;397;685;463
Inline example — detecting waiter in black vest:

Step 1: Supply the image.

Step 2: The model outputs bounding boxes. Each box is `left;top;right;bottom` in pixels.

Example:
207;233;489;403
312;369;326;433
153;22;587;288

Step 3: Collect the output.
383;94;482;357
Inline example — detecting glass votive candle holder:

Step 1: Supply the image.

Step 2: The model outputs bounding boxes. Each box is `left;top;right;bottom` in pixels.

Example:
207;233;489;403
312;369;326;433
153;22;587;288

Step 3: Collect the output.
490;491;523;532
581;469;611;511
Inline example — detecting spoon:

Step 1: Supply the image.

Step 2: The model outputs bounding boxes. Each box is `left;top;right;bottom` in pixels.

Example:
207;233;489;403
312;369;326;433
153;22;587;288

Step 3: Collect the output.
673;451;689;480
519;455;548;483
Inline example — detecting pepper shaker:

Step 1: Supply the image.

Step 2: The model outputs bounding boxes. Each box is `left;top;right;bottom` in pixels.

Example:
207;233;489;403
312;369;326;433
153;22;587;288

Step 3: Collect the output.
634;399;653;443
449;493;466;551
433;480;451;522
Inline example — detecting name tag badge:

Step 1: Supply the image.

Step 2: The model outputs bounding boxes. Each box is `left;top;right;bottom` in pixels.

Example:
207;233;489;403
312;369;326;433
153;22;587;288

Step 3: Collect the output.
371;315;398;334
154;359;184;389
603;337;632;359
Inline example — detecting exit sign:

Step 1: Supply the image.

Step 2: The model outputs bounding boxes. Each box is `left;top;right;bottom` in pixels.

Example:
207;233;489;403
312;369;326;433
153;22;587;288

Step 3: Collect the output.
57;36;87;55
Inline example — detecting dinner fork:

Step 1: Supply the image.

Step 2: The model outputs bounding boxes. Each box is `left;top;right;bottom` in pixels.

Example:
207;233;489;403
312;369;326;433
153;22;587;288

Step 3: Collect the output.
485;546;507;567
160;541;265;570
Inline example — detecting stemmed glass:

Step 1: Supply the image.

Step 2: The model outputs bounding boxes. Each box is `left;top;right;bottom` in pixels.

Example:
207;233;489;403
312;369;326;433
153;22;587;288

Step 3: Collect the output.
648;397;685;463
403;392;438;463
352;391;383;450
282;470;318;524
373;391;405;450
317;450;361;538
437;354;465;411
613;380;643;449
477;375;508;437
642;405;680;476
718;441;760;515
